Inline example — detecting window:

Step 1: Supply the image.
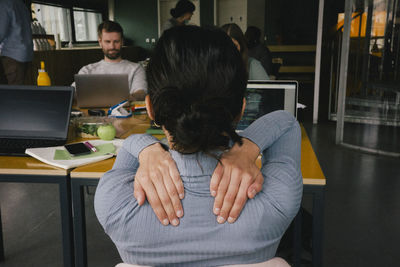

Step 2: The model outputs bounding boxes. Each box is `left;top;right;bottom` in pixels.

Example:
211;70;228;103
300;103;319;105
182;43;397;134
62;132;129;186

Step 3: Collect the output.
32;3;71;42
32;2;104;44
73;9;103;41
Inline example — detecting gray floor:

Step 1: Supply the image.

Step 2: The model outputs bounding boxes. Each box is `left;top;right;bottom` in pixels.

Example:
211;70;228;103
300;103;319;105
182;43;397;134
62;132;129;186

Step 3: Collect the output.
1;121;400;267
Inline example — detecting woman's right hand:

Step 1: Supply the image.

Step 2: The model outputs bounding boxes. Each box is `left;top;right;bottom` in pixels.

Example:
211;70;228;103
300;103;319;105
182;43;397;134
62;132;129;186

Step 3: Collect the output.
210;138;263;224
133;143;184;226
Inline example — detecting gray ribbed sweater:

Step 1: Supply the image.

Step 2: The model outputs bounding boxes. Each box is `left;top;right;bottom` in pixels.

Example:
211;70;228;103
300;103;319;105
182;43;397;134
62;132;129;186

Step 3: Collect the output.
94;110;303;266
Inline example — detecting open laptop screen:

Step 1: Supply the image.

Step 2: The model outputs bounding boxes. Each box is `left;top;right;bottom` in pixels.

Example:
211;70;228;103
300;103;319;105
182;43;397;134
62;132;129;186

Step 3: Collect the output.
0;85;73;139
236;81;298;131
74;74;130;108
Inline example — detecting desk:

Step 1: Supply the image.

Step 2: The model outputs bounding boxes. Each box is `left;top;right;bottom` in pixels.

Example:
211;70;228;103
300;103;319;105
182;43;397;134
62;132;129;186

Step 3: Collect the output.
70;125;326;267
296;126;326;267
0;156;74;267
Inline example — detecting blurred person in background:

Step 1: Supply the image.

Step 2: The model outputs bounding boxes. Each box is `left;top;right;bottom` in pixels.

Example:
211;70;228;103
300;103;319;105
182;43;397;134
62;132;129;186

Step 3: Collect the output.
0;0;33;85
221;23;269;80
245;26;273;78
162;0;195;33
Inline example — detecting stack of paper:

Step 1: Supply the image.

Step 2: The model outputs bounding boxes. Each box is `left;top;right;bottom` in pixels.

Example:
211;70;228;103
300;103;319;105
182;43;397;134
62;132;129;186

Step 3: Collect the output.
25;139;123;170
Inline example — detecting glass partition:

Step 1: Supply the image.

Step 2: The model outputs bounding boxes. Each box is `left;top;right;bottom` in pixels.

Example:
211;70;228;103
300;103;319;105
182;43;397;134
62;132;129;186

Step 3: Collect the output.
333;0;400;156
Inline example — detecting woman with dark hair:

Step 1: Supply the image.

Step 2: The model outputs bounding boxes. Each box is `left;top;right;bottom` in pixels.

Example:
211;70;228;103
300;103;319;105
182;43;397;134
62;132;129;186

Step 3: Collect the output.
221;23;270;80
162;0;196;32
95;26;302;266
245;26;273;76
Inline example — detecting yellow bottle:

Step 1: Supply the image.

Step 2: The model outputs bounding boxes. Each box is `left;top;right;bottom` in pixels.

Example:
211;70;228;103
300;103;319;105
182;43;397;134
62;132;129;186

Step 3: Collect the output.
37;61;51;86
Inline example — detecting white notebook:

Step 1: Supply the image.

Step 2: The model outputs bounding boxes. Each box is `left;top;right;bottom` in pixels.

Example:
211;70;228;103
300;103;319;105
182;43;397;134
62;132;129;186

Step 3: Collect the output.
25;139;123;170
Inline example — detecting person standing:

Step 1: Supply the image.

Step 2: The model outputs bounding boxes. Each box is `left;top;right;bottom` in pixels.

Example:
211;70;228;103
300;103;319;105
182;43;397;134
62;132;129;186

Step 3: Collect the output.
162;0;195;33
0;0;33;85
74;20;147;101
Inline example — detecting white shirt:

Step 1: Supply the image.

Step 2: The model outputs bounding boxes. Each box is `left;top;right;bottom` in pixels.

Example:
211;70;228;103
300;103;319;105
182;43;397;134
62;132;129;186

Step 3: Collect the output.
77;59;147;94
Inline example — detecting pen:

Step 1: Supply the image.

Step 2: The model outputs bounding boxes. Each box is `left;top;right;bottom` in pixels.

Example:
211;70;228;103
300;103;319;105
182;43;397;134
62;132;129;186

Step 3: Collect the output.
84;141;97;152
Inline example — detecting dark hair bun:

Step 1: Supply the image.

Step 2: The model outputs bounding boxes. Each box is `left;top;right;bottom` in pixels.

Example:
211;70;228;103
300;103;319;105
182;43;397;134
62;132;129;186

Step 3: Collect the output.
170;0;195;18
156;92;241;152
152;87;243;153
170;8;177;18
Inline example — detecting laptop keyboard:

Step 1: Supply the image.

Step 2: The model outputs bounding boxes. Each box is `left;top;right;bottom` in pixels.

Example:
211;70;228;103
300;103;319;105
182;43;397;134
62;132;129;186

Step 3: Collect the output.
0;138;65;156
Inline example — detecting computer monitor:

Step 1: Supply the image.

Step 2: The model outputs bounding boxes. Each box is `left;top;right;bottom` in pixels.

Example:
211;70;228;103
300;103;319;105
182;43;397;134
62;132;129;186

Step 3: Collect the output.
236;80;298;131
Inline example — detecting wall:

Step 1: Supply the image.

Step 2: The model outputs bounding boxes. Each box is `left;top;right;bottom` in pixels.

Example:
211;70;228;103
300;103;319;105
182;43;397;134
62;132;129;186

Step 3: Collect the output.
248;0;266;35
114;0;159;48
115;0;215;48
200;0;214;26
34;0;321;47
265;0;319;45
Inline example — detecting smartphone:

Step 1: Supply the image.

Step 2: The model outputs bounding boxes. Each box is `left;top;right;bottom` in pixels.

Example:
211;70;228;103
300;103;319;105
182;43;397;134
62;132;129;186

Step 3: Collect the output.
64;143;91;156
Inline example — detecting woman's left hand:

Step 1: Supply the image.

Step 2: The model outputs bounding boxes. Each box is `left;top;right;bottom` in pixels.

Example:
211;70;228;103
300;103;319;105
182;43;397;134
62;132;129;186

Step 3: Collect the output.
210;138;263;224
133;143;184;226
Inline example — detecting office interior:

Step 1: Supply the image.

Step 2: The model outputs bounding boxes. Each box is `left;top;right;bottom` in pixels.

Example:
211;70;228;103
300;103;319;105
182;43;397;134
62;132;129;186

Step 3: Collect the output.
0;0;399;266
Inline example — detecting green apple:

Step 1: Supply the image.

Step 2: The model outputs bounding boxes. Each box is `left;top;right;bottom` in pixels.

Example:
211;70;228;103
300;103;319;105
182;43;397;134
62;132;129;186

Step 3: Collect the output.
97;124;116;140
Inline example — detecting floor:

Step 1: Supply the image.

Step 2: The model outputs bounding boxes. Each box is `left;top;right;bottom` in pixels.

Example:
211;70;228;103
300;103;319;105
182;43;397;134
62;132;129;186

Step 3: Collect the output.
343;122;400;153
0;121;399;267
304;122;400;267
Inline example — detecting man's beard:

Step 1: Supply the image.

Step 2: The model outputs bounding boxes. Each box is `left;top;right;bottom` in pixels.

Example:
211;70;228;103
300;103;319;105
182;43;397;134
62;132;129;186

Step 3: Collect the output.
104;49;121;60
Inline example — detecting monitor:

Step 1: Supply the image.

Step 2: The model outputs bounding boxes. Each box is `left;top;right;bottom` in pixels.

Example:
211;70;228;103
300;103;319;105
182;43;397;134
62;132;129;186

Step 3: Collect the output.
237;80;298;131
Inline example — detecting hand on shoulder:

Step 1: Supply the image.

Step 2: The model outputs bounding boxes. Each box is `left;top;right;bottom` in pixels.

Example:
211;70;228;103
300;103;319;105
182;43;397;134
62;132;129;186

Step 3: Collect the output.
210;137;263;224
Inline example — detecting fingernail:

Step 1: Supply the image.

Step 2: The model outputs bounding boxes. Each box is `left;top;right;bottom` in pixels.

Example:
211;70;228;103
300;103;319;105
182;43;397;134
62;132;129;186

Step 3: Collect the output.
162;219;169;226
214;207;220;215
217;216;225;224
179;193;184;199
211;191;217;197
176;210;183;217
228;217;236;223
171;219;179;226
250;189;256;197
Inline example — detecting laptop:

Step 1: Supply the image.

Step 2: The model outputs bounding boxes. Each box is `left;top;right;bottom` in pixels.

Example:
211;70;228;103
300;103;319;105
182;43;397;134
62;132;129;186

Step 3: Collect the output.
236;80;298;131
0;85;73;156
74;74;130;108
